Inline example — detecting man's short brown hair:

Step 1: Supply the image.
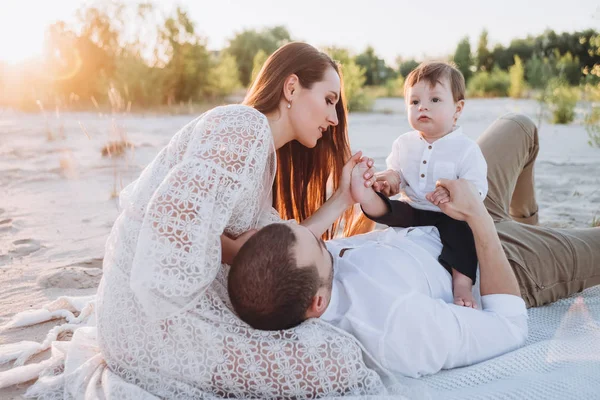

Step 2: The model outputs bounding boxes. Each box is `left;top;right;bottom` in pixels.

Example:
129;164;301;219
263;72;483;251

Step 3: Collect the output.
404;61;466;102
228;223;321;331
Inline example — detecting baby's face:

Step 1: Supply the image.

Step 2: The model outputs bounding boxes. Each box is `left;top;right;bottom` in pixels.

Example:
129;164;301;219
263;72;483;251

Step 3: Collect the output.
406;77;463;141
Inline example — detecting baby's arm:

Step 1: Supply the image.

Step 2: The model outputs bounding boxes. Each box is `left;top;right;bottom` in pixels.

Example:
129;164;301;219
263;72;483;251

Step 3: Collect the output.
352;162;422;227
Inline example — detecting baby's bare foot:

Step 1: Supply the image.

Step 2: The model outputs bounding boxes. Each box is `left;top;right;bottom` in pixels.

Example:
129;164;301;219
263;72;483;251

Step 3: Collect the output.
452;272;477;308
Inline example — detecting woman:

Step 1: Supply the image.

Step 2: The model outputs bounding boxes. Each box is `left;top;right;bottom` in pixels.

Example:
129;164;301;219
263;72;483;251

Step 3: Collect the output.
60;42;386;398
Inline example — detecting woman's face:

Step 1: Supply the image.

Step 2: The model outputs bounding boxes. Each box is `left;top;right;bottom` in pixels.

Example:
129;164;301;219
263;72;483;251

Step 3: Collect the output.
289;67;341;148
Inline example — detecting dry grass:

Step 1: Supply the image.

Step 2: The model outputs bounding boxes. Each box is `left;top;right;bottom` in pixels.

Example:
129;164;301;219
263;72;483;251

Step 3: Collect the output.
101;140;134;158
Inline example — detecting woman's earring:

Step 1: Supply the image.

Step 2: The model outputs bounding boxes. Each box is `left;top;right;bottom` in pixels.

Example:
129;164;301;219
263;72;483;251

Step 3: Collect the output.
287;102;292;109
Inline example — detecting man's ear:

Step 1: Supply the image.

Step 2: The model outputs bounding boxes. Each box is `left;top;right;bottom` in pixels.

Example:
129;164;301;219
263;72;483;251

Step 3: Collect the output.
454;99;465;122
306;292;327;319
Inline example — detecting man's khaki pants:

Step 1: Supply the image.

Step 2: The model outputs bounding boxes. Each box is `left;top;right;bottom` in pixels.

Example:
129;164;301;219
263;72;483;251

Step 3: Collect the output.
479;114;600;307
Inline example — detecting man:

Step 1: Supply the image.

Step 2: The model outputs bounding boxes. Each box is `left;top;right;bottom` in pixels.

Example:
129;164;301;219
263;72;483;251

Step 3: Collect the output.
228;114;600;378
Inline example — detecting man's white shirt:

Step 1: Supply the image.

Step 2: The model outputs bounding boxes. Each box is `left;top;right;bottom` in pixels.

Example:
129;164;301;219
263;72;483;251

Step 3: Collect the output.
321;227;528;378
386;127;488;212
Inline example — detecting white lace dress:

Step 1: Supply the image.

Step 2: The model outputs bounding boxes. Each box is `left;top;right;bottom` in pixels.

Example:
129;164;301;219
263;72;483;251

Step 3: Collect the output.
8;105;388;399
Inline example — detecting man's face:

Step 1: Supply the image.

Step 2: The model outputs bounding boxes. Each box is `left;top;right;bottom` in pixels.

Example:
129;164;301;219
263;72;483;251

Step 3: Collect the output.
288;223;334;295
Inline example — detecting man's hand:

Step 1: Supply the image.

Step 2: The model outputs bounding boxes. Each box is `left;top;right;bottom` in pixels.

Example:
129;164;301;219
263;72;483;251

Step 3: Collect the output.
372;169;401;197
426;186;450;206
436;179;488;223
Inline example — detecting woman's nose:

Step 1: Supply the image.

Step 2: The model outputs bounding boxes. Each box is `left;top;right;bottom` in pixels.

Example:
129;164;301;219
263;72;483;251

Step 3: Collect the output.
328;110;338;126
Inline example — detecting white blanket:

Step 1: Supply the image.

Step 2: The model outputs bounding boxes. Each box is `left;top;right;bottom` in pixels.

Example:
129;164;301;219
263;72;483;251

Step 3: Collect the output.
415;285;600;399
2;287;599;399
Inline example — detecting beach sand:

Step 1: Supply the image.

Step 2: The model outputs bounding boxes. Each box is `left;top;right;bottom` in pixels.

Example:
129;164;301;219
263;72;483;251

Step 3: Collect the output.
1;98;598;398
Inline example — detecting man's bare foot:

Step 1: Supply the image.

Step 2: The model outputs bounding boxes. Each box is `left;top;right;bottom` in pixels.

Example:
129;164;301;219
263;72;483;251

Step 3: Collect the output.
452;270;476;308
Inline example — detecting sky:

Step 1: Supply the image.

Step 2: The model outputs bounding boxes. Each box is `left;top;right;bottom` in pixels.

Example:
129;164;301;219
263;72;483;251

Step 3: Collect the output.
1;0;598;65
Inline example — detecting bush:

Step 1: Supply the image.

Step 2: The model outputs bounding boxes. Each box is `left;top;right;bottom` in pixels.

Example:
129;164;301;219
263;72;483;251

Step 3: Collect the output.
467;67;510;97
556;52;581;86
508;55;526;98
340;60;373;112
384;75;405;97
584;105;600;147
208;53;241;98
542;78;580;124
525;55;555;89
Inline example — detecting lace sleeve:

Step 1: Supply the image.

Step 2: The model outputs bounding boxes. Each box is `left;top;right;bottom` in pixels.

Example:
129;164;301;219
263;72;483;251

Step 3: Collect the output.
129;106;273;319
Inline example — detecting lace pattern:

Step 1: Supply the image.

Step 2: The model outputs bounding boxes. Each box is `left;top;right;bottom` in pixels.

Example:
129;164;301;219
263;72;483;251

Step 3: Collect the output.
90;105;386;398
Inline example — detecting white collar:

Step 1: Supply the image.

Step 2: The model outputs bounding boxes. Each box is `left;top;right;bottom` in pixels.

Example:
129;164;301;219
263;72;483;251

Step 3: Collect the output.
419;125;463;144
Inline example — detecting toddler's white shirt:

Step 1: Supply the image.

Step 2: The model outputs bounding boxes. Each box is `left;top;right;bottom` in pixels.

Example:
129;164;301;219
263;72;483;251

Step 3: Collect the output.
386;127;488;212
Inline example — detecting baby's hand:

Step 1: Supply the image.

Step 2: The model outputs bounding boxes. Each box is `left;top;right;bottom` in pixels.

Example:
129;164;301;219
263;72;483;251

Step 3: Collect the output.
426;185;450;206
351;161;375;205
373;169;401;197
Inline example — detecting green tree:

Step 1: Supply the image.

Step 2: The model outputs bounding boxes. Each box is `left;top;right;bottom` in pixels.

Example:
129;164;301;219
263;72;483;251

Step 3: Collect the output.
325;47;352;65
398;59;419;78
159;7;211;103
322;47;372;111
250;49;269;85
556;51;581;85
208;52;241;97
467;67;510;97
491;44;512;70
453;37;473;82
508;55;525;98
225;26;291;86
543;77;580;124
525;54;555;88
476;29;494;72
355;46;394;86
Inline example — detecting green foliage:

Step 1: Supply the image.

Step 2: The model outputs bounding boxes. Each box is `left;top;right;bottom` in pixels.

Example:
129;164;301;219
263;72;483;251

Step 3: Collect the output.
110;52;165;107
384;75;405;97
584;104;600;147
453;37;473;82
159;8;212;103
541;78;580;124
355;46;395;86
225;26;290;86
556;52;581;85
250;49;269;86
339;58;373;112
525;55;554;89
476;30;494;72
582;34;600;85
508;55;526;98
492;38;535;71
467;67;510;97
3;1;600;112
397;59;419;78
321;47;373;111
324;46;352;65
208;53;241;98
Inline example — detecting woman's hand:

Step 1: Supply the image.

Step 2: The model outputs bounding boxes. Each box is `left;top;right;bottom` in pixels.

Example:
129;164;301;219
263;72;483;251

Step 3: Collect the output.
220;229;257;265
301;151;376;237
338;151;377;206
372;169;401;197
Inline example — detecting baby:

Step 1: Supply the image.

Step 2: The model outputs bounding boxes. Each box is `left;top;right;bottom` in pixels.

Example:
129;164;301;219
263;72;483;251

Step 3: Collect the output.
361;61;488;307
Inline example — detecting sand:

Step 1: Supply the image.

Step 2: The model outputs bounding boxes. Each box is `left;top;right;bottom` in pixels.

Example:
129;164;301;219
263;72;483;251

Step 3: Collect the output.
0;98;598;398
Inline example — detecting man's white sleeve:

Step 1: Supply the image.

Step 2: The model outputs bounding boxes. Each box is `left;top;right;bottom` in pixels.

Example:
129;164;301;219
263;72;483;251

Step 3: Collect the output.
380;292;528;378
